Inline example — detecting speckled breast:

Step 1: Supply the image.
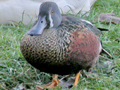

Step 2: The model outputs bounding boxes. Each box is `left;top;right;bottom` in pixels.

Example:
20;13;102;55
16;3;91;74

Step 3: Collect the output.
20;28;79;75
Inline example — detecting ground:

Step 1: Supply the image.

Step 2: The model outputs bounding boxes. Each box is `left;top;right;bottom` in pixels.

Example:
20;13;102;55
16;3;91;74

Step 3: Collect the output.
0;0;120;90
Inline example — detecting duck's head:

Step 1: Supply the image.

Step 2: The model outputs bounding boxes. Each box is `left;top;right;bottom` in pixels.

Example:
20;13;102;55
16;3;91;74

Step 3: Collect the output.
28;2;62;36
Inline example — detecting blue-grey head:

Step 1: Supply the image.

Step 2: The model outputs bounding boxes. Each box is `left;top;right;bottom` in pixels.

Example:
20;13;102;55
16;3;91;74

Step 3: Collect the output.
28;2;62;36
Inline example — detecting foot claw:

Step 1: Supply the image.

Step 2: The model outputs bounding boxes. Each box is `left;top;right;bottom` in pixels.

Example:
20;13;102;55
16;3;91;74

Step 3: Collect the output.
36;74;59;90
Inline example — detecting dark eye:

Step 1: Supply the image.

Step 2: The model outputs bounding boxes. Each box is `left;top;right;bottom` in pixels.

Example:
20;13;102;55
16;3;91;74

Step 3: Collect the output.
51;11;54;15
41;21;43;23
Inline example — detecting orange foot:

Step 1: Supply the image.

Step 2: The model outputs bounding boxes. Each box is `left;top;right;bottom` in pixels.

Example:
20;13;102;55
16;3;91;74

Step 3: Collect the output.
36;71;81;90
36;74;60;90
73;71;81;87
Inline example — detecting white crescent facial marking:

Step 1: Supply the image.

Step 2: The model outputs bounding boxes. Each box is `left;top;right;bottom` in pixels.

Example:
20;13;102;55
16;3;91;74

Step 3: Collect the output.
49;14;54;28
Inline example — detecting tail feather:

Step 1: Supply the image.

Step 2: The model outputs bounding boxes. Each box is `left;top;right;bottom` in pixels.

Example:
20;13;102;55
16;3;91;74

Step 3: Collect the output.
98;28;109;31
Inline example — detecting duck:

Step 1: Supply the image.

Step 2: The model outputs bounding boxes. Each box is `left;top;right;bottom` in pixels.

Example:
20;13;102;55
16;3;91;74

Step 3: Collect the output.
0;0;97;25
20;1;102;89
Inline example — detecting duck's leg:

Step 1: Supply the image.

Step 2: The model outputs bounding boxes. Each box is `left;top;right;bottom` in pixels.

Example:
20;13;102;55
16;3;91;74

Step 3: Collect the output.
73;71;81;86
36;74;60;90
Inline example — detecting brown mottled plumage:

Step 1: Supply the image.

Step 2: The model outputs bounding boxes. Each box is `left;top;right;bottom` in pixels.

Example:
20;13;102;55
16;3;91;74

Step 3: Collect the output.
20;2;102;88
20;15;101;75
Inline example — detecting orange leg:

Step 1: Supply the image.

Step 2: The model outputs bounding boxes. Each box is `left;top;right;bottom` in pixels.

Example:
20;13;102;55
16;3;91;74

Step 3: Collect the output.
36;74;60;90
73;71;81;87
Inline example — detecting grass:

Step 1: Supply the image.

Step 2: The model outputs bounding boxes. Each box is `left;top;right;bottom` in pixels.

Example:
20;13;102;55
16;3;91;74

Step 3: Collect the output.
0;0;120;90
